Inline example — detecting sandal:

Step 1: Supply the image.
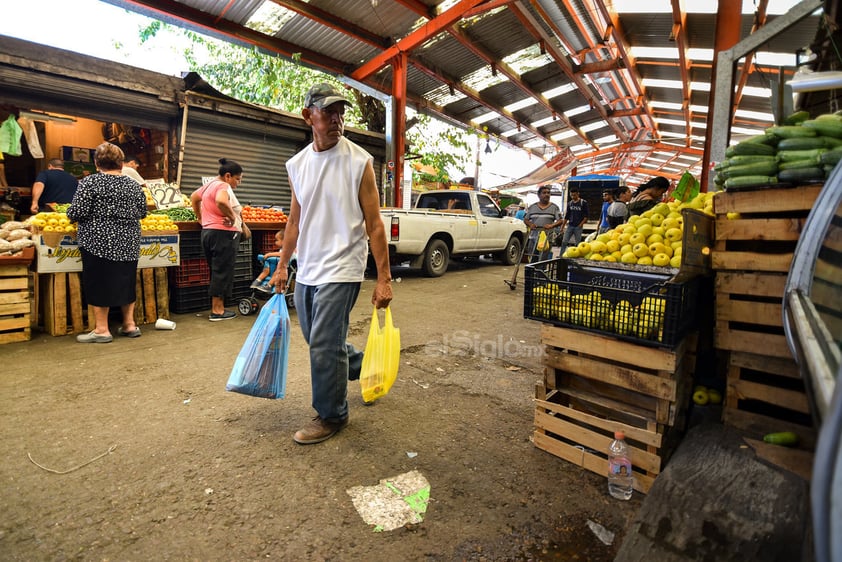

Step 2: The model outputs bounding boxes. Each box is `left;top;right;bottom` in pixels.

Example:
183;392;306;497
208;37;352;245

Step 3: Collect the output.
118;327;142;338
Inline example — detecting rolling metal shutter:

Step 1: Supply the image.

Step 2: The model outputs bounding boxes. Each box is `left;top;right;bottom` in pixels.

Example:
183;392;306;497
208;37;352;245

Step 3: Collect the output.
179;108;304;210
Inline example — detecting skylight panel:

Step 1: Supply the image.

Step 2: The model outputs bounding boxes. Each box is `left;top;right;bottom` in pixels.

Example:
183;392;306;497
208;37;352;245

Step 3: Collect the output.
473;112;501;125
564;105;590;118
543;83;577;99
505;98;538;112
551;129;579;141
503;44;554;75
531;116;556;128
245;1;293;33
581;120;608;133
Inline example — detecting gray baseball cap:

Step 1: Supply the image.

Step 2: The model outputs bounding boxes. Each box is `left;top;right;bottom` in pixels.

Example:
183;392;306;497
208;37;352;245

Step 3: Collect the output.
304;83;352;109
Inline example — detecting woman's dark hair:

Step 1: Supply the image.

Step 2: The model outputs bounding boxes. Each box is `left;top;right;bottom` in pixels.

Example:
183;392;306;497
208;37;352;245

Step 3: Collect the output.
643;176;670;192
218;158;243;176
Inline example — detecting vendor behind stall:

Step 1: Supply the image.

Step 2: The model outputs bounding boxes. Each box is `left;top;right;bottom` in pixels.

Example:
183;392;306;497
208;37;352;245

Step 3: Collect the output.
30;158;78;213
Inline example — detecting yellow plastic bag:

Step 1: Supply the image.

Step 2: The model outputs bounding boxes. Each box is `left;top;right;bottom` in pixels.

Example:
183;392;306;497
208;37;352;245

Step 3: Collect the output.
360;306;400;403
536;230;549;252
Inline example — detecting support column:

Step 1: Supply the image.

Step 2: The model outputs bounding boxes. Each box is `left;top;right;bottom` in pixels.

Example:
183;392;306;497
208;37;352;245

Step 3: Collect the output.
390;52;407;207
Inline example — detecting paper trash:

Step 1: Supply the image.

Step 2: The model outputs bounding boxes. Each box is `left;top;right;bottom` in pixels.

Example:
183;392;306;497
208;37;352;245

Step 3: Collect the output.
346;470;430;532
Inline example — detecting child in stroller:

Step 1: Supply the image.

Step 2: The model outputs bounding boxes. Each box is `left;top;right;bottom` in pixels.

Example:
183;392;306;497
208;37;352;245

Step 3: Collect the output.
238;230;296;315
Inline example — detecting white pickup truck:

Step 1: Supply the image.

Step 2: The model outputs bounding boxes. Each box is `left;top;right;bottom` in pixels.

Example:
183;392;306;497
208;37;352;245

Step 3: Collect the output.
380;190;528;277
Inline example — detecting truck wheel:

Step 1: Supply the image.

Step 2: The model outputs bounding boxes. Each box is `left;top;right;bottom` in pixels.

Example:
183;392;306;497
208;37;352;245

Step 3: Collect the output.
422;239;449;277
500;236;522;265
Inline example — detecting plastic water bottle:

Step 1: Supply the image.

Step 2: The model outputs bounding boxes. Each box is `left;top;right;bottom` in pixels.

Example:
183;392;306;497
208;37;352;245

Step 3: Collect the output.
607;431;633;500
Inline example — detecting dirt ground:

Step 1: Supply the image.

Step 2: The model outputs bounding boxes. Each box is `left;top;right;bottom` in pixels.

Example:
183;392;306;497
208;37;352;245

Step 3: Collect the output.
1;258;641;561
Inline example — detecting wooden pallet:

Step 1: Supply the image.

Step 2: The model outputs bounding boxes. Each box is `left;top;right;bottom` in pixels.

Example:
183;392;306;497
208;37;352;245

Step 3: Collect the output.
134;267;171;324
0;265;32;344
534;326;697;494
39;272;89;336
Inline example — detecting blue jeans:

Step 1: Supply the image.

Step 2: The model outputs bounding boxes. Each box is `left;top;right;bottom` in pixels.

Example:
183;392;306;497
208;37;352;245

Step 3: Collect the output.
561;226;583;249
294;282;363;422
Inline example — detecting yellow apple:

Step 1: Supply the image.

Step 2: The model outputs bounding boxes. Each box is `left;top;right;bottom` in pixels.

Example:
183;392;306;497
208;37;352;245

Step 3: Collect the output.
652;253;671;267
632;242;650;258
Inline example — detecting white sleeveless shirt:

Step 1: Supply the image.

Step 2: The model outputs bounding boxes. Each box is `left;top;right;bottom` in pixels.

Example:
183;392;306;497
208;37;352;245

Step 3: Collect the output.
285;136;373;285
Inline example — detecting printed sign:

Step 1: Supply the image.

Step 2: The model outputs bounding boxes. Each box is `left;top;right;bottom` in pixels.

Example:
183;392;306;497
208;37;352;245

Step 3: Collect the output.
146;179;185;210
34;233;181;273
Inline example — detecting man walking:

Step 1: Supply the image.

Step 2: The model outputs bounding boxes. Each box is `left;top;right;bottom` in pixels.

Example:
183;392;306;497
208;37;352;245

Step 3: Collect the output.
270;83;393;445
559;187;589;250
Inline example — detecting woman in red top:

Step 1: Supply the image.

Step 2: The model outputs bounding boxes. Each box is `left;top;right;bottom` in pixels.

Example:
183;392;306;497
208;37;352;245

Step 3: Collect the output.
190;158;244;321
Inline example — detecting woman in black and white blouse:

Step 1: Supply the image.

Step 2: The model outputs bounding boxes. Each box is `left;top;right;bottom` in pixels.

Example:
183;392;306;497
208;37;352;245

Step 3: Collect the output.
67;142;147;343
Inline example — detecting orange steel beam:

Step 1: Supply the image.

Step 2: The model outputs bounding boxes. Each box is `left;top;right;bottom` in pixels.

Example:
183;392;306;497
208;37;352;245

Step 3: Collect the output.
670;0;693;145
270;1;391;48
588;0;659;136
351;0;487;81
732;0;769;122
392;53;407;205
111;0;350;73
701;0;742;191
509;1;625;144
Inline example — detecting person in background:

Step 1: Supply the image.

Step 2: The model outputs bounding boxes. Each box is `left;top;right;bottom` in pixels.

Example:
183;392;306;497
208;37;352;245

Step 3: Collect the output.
628;176;669;215
607;186;632;229
270;82;392;445
523;185;562;262
121;156;146;186
515;203;526;221
598;190;614;234
251;229;294;293
67;143;147;343
559;187;589;250
190;158;245;321
30;158;78;213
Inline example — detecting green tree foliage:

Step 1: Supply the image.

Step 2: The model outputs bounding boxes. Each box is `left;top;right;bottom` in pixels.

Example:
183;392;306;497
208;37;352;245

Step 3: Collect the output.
405;114;476;184
138;21;476;182
138;21;364;125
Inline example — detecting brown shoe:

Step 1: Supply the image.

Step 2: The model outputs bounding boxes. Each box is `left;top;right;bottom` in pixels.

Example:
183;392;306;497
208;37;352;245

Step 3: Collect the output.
293;416;348;445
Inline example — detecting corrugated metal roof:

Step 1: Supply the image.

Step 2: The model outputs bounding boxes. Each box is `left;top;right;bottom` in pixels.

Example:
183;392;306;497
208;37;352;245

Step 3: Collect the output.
103;0;832;186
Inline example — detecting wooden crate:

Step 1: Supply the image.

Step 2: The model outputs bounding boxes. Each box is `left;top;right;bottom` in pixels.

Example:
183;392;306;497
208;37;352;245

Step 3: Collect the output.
712;184;821;273
534;326;697;494
722;350;816;448
134;267;171;324
39;272;89;336
0;265;32;344
714;271;790;357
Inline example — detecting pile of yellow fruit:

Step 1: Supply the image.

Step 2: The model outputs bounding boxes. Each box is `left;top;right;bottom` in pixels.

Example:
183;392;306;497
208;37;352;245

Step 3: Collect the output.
531;283;670;341
30;212;76;233
30;211;178;234
139;214;178;232
561;191;717;267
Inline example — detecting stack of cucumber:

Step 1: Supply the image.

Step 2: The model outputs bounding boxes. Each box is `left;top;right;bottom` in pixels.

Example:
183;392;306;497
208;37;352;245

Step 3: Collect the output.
714;111;842;190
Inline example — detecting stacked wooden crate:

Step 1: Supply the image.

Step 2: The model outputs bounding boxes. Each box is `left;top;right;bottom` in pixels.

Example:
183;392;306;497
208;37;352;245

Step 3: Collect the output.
39;267;170;335
534;326;697;494
39;272;89;336
0;256;33;344
712;184;821;442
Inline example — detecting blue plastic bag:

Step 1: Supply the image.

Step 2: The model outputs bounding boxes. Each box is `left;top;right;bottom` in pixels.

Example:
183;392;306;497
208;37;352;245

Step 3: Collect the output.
226;293;290;399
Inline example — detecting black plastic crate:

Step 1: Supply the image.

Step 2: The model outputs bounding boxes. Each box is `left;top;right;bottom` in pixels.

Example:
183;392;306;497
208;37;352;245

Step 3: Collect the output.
178;231;252;261
524;258;700;347
170;284;211;314
179;231;203;260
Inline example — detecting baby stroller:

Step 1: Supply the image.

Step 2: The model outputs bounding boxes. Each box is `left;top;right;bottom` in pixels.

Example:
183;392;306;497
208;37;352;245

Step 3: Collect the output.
237;254;296;315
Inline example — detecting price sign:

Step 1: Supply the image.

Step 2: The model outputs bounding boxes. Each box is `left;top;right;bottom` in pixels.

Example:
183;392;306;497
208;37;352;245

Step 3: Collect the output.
147;179;184;210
